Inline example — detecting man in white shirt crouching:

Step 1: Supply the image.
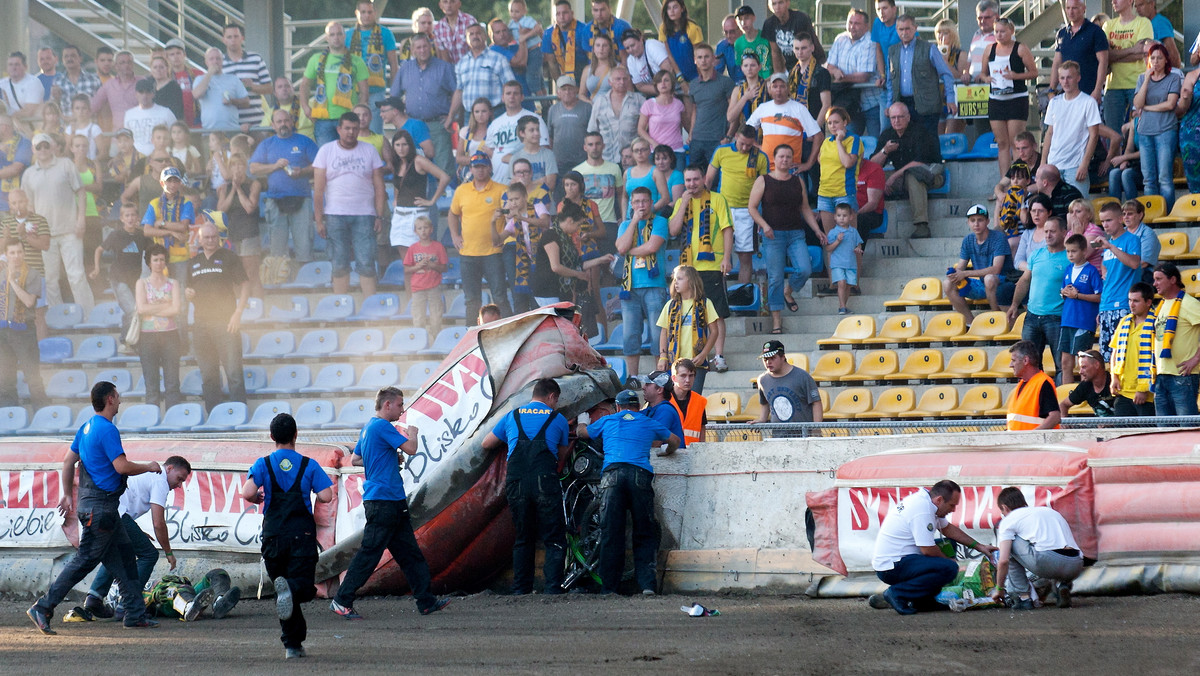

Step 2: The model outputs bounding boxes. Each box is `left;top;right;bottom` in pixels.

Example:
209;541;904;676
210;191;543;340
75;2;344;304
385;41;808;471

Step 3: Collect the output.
990;485;1085;609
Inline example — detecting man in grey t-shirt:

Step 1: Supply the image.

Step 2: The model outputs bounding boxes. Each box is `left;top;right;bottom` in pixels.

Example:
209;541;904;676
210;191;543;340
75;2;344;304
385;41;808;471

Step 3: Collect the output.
546;76;591;180
755;340;823;423
687;43;736;167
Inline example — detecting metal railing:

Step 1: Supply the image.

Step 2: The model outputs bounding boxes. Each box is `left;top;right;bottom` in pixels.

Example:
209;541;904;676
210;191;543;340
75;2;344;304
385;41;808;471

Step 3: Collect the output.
284;17;413;83
701;416;1200;441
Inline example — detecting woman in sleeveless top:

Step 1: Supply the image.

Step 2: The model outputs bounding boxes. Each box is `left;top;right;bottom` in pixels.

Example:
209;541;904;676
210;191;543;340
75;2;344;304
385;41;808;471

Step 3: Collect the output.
623;137;669;217
581;34;618;102
390;130;450;261
1178;66;1200;194
982;19;1038;174
217;151;264;299
70;134;104;280
935;19;969;134
456;98;493;184
749;144;825;333
135;244;182;410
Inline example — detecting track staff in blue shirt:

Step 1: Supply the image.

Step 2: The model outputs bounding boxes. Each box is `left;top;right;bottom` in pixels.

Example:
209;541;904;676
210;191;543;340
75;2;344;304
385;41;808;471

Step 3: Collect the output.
27;381;162;634
331;387;448;618
639;369;686;448
483;378;572;594
241;413;334;660
578;390;679;594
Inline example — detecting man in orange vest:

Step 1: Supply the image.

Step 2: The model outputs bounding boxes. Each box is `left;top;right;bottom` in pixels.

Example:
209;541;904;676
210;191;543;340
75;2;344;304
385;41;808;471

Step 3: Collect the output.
668;358;707;445
1007;339;1061;430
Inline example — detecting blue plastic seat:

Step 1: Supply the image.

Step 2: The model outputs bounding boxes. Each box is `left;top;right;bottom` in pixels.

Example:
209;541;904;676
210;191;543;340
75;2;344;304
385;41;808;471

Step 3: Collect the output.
295;400;335;427
194;401;248;431
241;297;265;323
77;301;124;329
332;328;385;357
662;250;680;279
399;361;440;390
292;329;339;358
380;259;406;288
148;403;205;432
299;363;356;393
245;331;296;359
347;362;401;392
727;283;762;315
46;370;89;398
939;133;968;159
860;135;878;158
180;368;204;396
269;296;310;321
281;261;332;289
92;369;133;395
610;359;628;383
444;290;490;321
45;303;84;330
594;323;624;352
243;365;268;393
73;406;94;429
24;405;74;434
420;326;469;355
116;404;160;432
66;335;117;364
39;337;74;363
306;294;355;322
443;257;461;286
869;210;890;238
0;406;28;435
349;293;402;321
259;365;313;394
235;401;292;431
959;131;998;159
589;324;606;347
396;296;415;320
321;399;374;429
128;375;146;397
382;328;429;356
928;166;951;196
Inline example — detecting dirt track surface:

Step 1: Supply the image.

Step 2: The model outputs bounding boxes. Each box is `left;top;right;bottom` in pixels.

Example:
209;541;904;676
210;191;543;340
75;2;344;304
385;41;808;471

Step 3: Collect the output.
3;592;1200;674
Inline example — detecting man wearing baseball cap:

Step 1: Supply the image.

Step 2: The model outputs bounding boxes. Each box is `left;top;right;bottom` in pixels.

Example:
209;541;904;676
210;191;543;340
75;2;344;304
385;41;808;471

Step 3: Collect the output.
755;339;822;424
21;131;94;312
637;370;686;448
1059;348;1116;417
449;150;512;323
123;77;176;155
546;75;591;178
374;96;434;159
578;389;679;594
945;203;1016;324
746;71;822;171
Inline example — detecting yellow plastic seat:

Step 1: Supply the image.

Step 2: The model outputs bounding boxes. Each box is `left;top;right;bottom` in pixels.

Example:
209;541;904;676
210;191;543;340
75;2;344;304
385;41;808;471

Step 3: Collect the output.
842;350;899;382
990;386;1019;416
1137;195;1167;222
946;384;1004;416
978;349;1013;378
819;389;830;411
815;315;876;347
825;388;873;419
908;312;967;343
786;354;809;371
930;347;988;380
1091;196;1118;215
1149;194;1200;224
861;313;921;345
951;310;1010;342
705;392;741;421
883;278;942;309
1043;349;1057;376
997;312;1025;341
857;387;915;419
730;396;762;422
811;351;855;382
1158;232;1190;259
887;348;946;381
900;386;961;418
722;429;762;442
1184;268;1200;297
1056;383;1092;415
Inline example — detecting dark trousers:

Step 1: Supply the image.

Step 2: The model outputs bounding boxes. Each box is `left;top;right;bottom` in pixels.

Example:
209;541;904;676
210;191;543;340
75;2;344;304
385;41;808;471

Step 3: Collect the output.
35;497;148;623
90;513;159;597
876;553;959;612
192;322;245;412
461;253;511;324
263;533;318;650
335;499;437;611
1114;395;1156;417
138;330;182;409
0;327;45;406
506;475;567;594
598;464;659;593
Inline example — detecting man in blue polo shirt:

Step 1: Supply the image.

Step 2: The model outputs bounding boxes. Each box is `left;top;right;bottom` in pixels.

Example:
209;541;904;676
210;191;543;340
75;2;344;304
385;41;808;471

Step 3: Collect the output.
638;370;686;448
331;387;448;619
483;378;572;595
249;108;320;264
579;390;679;595
28;381;162;634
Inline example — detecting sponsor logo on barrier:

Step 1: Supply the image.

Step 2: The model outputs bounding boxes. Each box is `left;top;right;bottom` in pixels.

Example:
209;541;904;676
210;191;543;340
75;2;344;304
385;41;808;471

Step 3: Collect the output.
133;470;263;553
0;470;68;547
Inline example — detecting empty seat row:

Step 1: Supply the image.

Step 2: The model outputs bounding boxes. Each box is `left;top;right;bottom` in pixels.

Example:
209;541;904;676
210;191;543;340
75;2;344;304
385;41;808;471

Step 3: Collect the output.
808;345;1056;384
244;326;468;359
702;383;1014;422
265;260;463;291
818;311;1023;349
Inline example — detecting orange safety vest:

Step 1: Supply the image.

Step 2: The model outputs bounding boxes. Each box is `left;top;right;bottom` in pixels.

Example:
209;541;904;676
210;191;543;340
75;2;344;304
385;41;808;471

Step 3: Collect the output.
1006;371;1059;431
670;392;707;445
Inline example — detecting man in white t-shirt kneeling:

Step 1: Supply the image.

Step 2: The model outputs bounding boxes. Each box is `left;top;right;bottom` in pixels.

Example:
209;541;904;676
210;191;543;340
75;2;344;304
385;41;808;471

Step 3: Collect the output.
990;485;1085;609
869;479;997;614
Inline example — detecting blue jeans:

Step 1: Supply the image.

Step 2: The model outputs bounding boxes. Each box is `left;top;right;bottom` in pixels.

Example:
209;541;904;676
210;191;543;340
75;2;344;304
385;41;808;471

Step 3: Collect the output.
460;253;511;325
325;214;377;279
1138;129;1178;208
598;464;659;593
90;513;159;598
1154;373;1200;417
1022;312;1062;376
876;553;959;613
313;119;339;147
763;229;812;311
265;197;315;262
620;286;668;356
1108;165;1142;203
1057;164;1089;197
1103;88;1135;135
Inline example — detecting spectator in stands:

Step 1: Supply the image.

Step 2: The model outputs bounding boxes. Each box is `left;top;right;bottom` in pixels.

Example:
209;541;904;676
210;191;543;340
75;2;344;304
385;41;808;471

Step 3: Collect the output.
1180;66;1200;195
195;48;249;132
378;96;434;160
485;81;547;183
1102;0;1152;134
148;56;184;122
90;202;146;349
51;45;101;116
983;19;1038;175
1135;0;1181;68
588;66;644;166
404;216;447;339
763;0;822;72
1007;339;1062;430
615;186;668;380
1057;231;1104;383
65;97;102;161
1;52;45;125
455;97;492;182
510;116;558;190
825;9;884;138
946;204;1015;323
588;0;631;56
623;28;678;98
399;7;439;61
788;33;831;134
124;77;177;158
747;74;822;174
658;0;703;84
1008;216;1070;377
1094;201;1142;361
870;103;942;240
391;33;457;178
1060;348;1116;417
302;22;370;148
654;265;717;393
501;169;551;313
667;358;706;445
261;77;314;141
142;166;194;303
887;15;958;136
314;112;385;296
33;48;56;102
388;129;450;260
1033;164;1083;219
348;0;399;135
220;23;273;132
1050;0;1109;107
815;107;861;235
825;204;864;315
94;46;114;83
1011;131;1042;175
1122;199;1160;280
638;71;689;165
543;0;591;84
0;115;31;216
734;6;771;81
433;0;478;65
1151;263;1200;416
580;32;618;102
353;104;386;157
72;132;102;268
489;18;530;97
968;0;999;81
576;132;623;225
706;125;769;287
1109;281;1157;415
547;76;592;180
872;0;900;133
217;153;263;299
0;189;49;274
0;237;46;408
686;44;735;169
714;15;742;85
1043;61;1103;195
478;303;501;325
1107;117;1142;202
163;39;200;128
1015;193;1051;270
855;158;886;240
23;132;93;312
755;339;822;423
1133;43;1181;210
186;221;248;411
454;23;519;125
935;20;969;134
506;1;542;95
652;145;684;213
449;151;512;323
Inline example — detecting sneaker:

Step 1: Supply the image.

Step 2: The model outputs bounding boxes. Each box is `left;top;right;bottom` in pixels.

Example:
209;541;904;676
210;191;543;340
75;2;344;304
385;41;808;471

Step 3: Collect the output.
184;587;215;621
867;594;891;610
912;222;931;239
883;588;916;615
1055;581;1073;609
212;587;241;619
285;647;305;660
419;597;451;615
27;605;55;635
837;307;850;315
330;599;363;620
63;606;94;622
84;593;113;620
1010;597;1035;610
123;617;160;629
641;588;656;596
711;355;729;373
274;577;294;621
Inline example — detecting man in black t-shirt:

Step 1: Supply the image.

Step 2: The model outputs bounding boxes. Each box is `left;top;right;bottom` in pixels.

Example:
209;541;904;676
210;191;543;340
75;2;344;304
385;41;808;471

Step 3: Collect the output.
1059;349;1116;417
186;221;249;411
868;103;943;239
91;202;146;344
761;0;822;72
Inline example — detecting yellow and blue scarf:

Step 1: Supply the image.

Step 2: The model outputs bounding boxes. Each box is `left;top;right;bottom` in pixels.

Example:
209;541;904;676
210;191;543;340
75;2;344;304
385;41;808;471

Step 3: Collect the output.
789;58;816;108
621;217;660;299
0;263;30;329
680;195;715;266
1113;309;1157;391
666;297;708;364
349;25;387;88
551;21;581;77
0;136;22;194
311;51;355;119
1156;291;1185;359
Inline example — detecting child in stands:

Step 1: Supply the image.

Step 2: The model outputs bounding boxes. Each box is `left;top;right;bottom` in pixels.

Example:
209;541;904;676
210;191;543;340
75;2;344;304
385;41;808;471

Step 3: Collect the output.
1059;233;1102;385
656;265;718;394
404;216;448;338
993;160;1031;253
825;203;864;315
